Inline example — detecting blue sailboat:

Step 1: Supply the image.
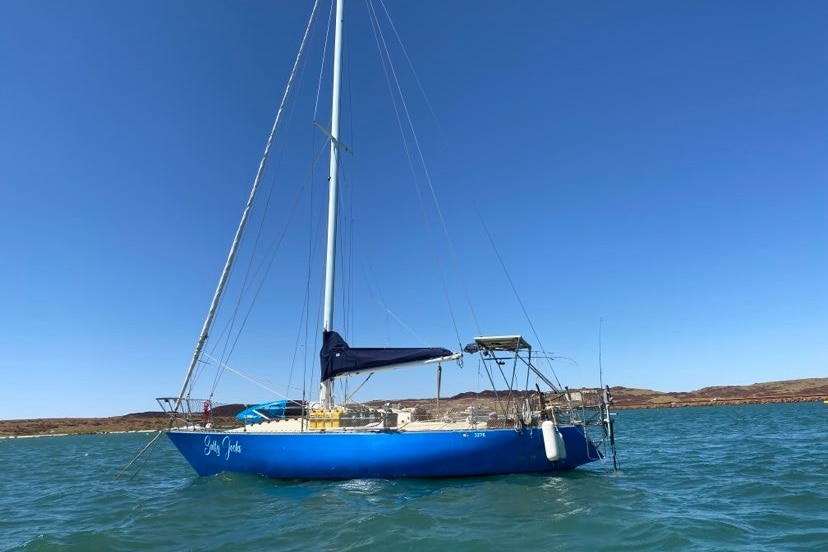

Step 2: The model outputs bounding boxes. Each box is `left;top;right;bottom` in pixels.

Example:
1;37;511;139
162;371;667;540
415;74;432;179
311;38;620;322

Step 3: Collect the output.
159;0;618;479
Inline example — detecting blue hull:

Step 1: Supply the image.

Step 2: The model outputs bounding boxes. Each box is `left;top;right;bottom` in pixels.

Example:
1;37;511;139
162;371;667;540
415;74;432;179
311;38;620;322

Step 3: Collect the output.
165;426;601;479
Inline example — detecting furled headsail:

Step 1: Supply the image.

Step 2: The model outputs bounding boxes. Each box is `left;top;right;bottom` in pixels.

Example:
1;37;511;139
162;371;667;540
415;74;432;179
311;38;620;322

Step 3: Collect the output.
320;330;459;381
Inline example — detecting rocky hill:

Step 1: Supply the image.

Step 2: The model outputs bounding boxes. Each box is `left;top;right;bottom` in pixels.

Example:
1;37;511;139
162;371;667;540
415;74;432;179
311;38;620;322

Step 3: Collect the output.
1;378;826;437
609;377;828;408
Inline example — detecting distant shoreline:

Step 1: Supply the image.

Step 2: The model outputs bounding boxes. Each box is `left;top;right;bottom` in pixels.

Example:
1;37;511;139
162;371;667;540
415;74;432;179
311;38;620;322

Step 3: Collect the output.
614;394;826;410
0;416;168;439
0;429;158;440
1;386;825;438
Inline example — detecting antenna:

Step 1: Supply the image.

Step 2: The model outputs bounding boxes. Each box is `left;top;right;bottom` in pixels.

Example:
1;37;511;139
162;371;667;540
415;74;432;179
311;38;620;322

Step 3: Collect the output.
597;316;619;472
598;317;604;390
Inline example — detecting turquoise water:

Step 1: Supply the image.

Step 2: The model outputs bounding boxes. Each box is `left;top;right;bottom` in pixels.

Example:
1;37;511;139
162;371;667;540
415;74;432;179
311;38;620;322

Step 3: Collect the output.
2;402;826;551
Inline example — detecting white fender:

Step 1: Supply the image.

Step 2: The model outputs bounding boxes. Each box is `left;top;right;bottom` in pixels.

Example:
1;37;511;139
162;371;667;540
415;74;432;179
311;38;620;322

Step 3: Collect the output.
541;420;560;461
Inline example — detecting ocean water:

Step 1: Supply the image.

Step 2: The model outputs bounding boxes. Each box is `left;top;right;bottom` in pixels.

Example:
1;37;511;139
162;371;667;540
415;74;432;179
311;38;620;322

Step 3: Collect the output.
1;402;826;551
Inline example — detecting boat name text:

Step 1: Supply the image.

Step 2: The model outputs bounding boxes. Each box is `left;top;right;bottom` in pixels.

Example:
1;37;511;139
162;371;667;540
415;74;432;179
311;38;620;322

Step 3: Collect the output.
204;435;242;460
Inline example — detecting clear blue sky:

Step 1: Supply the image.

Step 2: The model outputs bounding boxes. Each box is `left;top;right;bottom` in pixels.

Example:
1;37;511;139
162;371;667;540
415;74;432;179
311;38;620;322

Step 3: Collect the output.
1;1;825;419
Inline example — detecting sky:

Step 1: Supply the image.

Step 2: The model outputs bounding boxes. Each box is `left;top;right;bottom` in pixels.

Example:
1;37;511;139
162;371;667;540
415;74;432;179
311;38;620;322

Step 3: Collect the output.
1;0;826;419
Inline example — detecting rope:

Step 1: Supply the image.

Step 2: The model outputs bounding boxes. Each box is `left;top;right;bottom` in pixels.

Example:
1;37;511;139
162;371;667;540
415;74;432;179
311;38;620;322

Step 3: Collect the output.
313;0;335;121
474;200;564;390
176;0;322;406
114;430;164;481
365;0;465;349
374;0;482;338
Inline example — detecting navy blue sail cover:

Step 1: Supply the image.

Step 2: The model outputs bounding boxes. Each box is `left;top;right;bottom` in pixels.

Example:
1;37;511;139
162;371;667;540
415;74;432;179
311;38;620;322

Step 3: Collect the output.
321;331;454;382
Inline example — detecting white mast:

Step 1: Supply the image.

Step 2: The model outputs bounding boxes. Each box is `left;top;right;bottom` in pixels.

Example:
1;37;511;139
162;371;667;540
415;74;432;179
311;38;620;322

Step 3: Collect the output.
319;0;345;409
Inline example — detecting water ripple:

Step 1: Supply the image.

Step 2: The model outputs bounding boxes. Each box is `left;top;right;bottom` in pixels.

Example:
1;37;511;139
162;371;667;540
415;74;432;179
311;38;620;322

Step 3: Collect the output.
1;402;826;551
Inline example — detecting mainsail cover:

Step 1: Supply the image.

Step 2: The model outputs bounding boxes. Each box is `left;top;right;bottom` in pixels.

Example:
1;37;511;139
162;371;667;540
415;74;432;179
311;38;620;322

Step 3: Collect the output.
320;331;454;382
